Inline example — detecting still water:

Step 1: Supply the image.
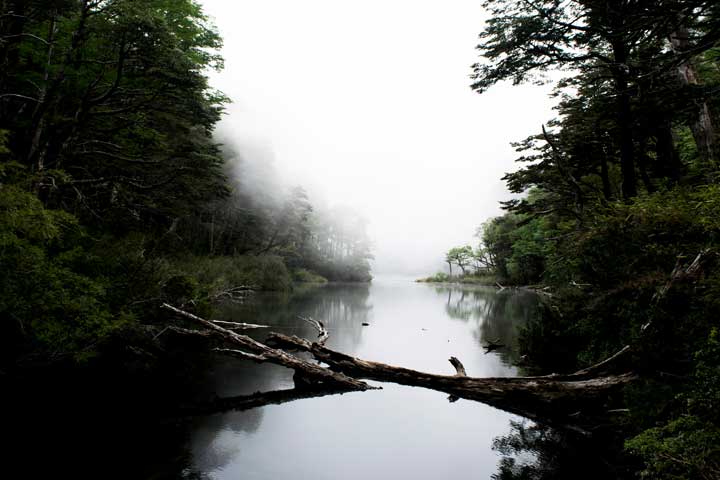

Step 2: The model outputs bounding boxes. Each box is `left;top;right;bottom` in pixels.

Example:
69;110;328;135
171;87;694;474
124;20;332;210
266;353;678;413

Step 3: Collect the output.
183;278;539;480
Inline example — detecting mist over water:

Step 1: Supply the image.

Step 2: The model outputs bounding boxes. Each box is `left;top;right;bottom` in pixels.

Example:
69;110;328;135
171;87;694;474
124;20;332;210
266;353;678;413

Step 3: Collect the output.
201;0;557;276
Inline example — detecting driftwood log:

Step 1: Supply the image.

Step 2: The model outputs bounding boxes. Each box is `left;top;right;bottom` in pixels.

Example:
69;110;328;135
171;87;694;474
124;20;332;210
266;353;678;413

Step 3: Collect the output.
162;302;637;431
161;303;373;391
161;251;712;432
266;331;636;425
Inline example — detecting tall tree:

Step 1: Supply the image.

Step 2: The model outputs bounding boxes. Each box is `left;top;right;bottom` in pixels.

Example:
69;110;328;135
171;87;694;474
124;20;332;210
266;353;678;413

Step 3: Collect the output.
1;0;227;229
472;0;720;199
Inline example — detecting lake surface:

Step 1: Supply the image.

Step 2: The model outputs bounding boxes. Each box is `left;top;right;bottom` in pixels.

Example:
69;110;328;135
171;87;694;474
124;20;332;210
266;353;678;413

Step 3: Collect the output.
183;278;540;480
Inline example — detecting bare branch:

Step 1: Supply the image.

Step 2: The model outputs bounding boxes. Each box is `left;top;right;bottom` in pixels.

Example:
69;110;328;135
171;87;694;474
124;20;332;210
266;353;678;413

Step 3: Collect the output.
161;303;374;391
299;316;329;345
211;320;269;330
1;33;50;44
214;348;268;362
0;93;40;102
449;357;467;377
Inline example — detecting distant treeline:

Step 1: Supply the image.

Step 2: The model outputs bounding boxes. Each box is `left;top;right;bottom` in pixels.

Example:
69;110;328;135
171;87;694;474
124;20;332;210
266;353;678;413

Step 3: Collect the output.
0;1;371;370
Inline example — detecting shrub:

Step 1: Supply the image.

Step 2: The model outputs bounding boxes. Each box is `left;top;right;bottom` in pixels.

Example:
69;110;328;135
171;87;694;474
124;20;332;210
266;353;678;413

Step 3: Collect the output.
171;254;292;293
416;272;451;283
626;330;720;479
292;269;328;284
0;186;126;361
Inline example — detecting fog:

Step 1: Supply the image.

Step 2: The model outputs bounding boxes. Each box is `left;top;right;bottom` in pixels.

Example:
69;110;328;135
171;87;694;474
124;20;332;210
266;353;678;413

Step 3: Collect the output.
199;0;557;277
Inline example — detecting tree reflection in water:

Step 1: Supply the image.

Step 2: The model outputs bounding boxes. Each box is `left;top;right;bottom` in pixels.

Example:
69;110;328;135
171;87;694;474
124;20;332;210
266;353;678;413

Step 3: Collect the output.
437;286;539;367
182;283;621;480
184;284;372;477
491;420;627;480
433;286;628;479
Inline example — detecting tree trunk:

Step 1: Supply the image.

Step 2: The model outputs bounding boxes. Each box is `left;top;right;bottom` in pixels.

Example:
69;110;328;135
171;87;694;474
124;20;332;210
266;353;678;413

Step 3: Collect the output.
655;120;683;183
599;154;612;201
611;41;637;200
670;26;718;167
637;136;655;193
265;332;636;425
162;301;638;427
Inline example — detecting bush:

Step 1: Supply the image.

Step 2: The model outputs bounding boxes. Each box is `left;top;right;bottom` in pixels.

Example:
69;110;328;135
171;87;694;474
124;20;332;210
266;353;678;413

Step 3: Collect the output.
171;254;292;293
292;269;328;284
626;330;720;479
416;272;451;283
0;186;127;362
459;273;496;284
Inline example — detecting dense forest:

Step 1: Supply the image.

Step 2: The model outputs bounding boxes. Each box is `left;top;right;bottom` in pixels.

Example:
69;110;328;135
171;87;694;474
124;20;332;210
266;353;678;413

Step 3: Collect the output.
4;1;720;479
437;1;720;478
0;0;371;375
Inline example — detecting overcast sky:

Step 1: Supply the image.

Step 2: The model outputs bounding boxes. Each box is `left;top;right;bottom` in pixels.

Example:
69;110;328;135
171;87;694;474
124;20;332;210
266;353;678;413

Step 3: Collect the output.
199;0;557;276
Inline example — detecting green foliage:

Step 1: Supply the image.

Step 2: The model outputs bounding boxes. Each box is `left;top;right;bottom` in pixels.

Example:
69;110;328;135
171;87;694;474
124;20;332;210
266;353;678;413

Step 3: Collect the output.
416;272;451;283
626;330;720;480
309;259;373;283
497;187;720;372
162;274;201;307
458;273;496;285
0;129;8;154
479;206;553;285
0;0;374;373
1;0;227;230
467;3;720;478
445;245;474;276
182;183;373;283
0;186;126;360
173;255;292;293
292;269;328;284
473;1;720;199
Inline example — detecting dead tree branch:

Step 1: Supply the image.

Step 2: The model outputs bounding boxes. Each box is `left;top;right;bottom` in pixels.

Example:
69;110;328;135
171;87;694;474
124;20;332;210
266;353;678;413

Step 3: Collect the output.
161;303;374;391
265;332;637;423
299;316;329;345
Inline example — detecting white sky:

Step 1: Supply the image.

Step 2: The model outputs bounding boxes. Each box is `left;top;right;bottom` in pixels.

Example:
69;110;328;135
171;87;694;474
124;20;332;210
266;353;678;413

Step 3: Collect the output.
199;0;557;276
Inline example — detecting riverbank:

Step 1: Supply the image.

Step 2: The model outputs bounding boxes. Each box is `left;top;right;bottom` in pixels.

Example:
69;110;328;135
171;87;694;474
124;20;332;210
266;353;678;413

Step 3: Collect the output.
2;277;646;479
415;272;497;285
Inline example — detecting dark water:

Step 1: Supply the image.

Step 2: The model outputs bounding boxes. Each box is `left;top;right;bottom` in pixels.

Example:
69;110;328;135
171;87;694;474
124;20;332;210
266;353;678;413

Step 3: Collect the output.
183;278;541;480
4;279;627;479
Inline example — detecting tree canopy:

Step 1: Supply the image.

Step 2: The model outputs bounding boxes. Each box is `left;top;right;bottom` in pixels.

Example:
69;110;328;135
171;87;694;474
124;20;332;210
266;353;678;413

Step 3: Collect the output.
468;2;720;477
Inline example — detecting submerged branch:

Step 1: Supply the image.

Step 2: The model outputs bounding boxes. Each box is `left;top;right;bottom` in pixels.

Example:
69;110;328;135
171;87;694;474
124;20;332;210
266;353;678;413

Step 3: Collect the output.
179;387;352;416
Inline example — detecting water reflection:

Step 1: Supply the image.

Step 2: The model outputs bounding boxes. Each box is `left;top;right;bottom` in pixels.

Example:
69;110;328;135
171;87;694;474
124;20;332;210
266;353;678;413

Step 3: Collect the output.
219;283;371;355
492;420;625;480
437;286;538;367
183;280;539;480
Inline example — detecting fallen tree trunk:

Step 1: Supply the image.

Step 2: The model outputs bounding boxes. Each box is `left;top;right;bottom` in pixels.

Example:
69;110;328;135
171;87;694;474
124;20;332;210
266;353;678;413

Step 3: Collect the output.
162;251;714;431
161;303;636;429
265;332;637;424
